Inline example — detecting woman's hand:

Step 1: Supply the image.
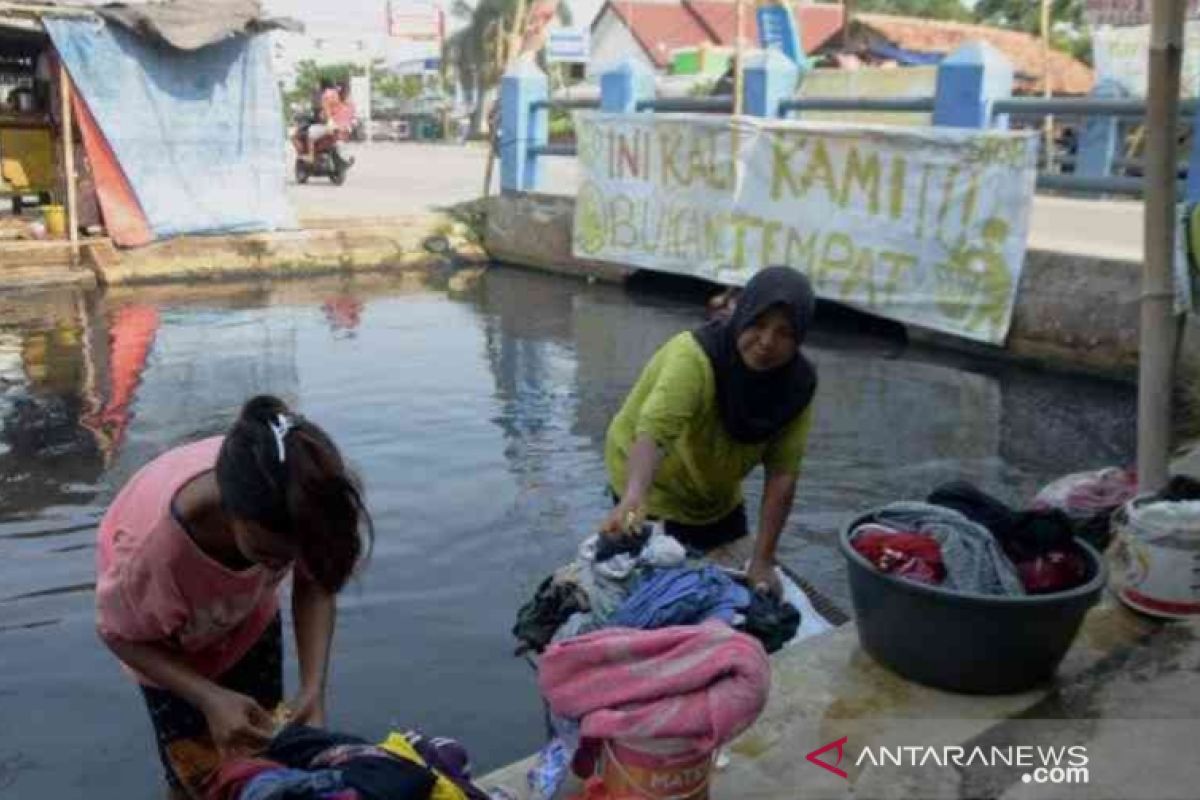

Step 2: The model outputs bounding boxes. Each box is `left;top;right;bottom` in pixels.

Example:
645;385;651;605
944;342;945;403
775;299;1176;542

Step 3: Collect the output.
201;687;275;757
746;555;783;599
601;497;644;538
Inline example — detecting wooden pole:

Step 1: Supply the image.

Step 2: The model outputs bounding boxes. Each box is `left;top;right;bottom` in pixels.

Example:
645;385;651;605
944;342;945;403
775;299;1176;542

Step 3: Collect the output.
1139;0;1189;493
508;0;529;67
58;59;78;261
1041;0;1055;172
482;21;505;198
842;0;855;51
734;0;746;116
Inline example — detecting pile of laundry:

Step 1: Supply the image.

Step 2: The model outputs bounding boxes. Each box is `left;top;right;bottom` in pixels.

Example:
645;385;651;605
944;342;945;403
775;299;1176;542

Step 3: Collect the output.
532;622;770;800
850;475;1137;597
514;527;805;799
1031;466;1140;551
512;527;800;656
205;725;513;800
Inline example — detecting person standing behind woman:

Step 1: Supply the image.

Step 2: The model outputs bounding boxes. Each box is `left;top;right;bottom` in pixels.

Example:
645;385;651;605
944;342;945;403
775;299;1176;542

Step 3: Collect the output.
602;267;818;596
96;396;372;798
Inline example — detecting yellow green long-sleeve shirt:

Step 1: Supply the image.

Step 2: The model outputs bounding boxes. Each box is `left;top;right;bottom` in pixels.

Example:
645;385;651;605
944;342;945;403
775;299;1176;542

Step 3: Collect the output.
605;332;814;526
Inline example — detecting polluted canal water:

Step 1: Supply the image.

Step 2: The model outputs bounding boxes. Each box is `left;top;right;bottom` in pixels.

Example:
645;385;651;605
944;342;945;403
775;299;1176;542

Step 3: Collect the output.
0;267;1133;797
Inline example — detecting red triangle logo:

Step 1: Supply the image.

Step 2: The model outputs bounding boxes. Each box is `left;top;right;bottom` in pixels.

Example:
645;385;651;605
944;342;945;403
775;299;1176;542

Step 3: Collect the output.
806;736;849;779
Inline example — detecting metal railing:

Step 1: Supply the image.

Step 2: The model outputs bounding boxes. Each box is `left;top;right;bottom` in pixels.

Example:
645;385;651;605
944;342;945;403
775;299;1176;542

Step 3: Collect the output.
531;143;578;157
779;97;935;115
532;98;599;112
525;89;1195;198
637;96;735;113
993;97;1200;118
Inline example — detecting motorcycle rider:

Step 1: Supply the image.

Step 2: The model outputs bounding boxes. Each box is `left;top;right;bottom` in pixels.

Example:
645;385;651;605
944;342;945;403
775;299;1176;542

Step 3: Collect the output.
302;78;343;164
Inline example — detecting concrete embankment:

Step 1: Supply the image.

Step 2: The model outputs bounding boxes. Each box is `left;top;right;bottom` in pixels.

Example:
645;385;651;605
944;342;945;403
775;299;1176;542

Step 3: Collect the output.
483;191;1200;390
0;213;486;291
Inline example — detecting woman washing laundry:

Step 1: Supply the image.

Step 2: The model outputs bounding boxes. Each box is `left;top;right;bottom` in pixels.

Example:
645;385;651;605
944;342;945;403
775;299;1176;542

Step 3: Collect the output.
95;396;372;798
602;266;819;597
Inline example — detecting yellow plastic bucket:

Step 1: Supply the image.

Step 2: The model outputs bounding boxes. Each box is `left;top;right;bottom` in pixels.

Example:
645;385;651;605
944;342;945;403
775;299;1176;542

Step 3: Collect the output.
42;205;67;238
600;739;713;800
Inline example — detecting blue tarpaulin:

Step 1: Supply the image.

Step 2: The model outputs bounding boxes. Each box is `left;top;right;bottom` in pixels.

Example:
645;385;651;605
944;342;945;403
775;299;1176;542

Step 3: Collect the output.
867;41;945;66
45;19;295;239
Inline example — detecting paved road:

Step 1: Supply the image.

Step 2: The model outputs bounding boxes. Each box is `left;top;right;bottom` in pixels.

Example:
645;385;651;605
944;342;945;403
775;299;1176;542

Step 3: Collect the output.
287;141;580;220
290;142;1146;262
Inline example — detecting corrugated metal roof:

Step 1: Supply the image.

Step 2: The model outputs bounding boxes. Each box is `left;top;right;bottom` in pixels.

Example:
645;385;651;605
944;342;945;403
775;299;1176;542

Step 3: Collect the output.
855;13;1094;95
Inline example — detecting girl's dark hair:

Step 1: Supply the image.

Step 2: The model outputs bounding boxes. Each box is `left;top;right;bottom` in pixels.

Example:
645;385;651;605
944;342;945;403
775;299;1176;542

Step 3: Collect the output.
216;395;372;593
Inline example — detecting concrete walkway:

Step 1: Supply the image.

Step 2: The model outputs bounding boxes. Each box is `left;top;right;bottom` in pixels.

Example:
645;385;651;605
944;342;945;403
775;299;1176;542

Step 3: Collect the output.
480;599;1199;800
478;527;1200;800
292;143;1147;265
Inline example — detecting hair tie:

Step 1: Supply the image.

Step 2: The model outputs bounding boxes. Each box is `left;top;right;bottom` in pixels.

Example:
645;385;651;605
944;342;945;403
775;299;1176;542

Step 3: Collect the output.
268;413;294;463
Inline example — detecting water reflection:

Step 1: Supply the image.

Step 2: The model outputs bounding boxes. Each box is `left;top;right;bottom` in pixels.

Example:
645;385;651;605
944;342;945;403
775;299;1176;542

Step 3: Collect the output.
0;293;106;519
0;268;1135;798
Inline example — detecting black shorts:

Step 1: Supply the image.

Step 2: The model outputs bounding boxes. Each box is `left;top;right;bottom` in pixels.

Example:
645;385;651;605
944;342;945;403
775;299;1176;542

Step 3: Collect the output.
610;489;748;552
139;615;283;794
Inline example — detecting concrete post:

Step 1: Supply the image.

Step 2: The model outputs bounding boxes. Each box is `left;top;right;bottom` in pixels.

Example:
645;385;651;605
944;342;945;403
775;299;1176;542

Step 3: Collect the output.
933;41;1014;129
1077;79;1126;179
500;59;548;193
744;48;801;118
600;58;655;113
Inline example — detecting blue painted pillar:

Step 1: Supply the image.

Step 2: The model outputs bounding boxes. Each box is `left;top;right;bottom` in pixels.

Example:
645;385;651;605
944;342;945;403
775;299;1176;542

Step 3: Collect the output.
600;58;655;113
933;41;1014;129
1077;79;1125;179
500;59;548;193
1188;90;1200;204
745;49;801;118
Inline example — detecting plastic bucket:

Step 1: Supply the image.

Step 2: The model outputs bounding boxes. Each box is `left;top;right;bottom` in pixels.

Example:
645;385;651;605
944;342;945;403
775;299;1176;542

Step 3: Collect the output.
600;739;712;800
1111;498;1200;619
840;513;1107;694
42;205;66;238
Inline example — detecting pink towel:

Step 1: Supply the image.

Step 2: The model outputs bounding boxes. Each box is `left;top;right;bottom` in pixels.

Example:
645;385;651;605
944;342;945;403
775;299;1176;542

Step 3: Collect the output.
539;622;770;762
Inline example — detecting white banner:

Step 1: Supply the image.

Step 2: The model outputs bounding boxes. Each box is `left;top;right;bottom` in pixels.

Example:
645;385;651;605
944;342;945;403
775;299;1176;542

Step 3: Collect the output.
571;113;1039;344
1093;22;1200;98
1085;0;1200;26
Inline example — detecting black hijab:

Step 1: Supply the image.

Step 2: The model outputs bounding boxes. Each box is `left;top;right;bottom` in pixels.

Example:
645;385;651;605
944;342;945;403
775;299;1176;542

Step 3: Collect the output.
692;266;818;444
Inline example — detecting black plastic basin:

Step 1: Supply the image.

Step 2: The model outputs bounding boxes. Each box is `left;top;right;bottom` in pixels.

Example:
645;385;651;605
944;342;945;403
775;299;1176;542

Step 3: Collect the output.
840;513;1107;694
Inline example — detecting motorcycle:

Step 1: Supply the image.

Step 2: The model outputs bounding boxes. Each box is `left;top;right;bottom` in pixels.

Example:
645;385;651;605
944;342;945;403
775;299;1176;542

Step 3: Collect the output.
293;122;353;186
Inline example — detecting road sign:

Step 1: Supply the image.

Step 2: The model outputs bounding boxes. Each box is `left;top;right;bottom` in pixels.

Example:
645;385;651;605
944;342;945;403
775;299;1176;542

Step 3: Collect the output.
546;28;590;63
388;0;443;42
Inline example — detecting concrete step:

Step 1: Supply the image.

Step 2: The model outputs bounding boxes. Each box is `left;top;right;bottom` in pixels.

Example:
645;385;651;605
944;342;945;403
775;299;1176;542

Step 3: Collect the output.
0;240;105;290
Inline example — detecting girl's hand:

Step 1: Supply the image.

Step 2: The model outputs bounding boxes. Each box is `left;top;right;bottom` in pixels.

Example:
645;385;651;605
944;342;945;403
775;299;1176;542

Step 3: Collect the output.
202;687;274;756
288;687;326;728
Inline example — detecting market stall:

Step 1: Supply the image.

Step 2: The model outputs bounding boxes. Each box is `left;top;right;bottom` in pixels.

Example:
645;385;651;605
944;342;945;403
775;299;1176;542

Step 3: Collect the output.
0;15;55;218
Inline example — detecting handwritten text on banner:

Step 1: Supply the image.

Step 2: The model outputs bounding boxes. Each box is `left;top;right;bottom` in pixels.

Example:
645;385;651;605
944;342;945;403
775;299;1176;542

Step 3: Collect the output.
571;112;1039;344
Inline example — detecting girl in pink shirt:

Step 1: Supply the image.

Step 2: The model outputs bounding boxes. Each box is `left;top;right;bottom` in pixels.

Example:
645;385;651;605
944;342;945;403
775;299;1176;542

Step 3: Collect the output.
96;395;372;798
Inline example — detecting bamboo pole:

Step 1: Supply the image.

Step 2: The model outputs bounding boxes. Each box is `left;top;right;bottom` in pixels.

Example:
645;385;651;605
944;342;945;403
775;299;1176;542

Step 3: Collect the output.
1138;0;1189;493
842;0;855;51
481;20;505;198
734;0;745;117
508;0;529;67
1041;0;1055;172
59;59;79;261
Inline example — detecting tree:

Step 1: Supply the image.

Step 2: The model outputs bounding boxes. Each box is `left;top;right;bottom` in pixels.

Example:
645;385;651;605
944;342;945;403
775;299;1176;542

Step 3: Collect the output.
974;0;1091;64
373;64;425;104
855;0;972;21
447;0;572;137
